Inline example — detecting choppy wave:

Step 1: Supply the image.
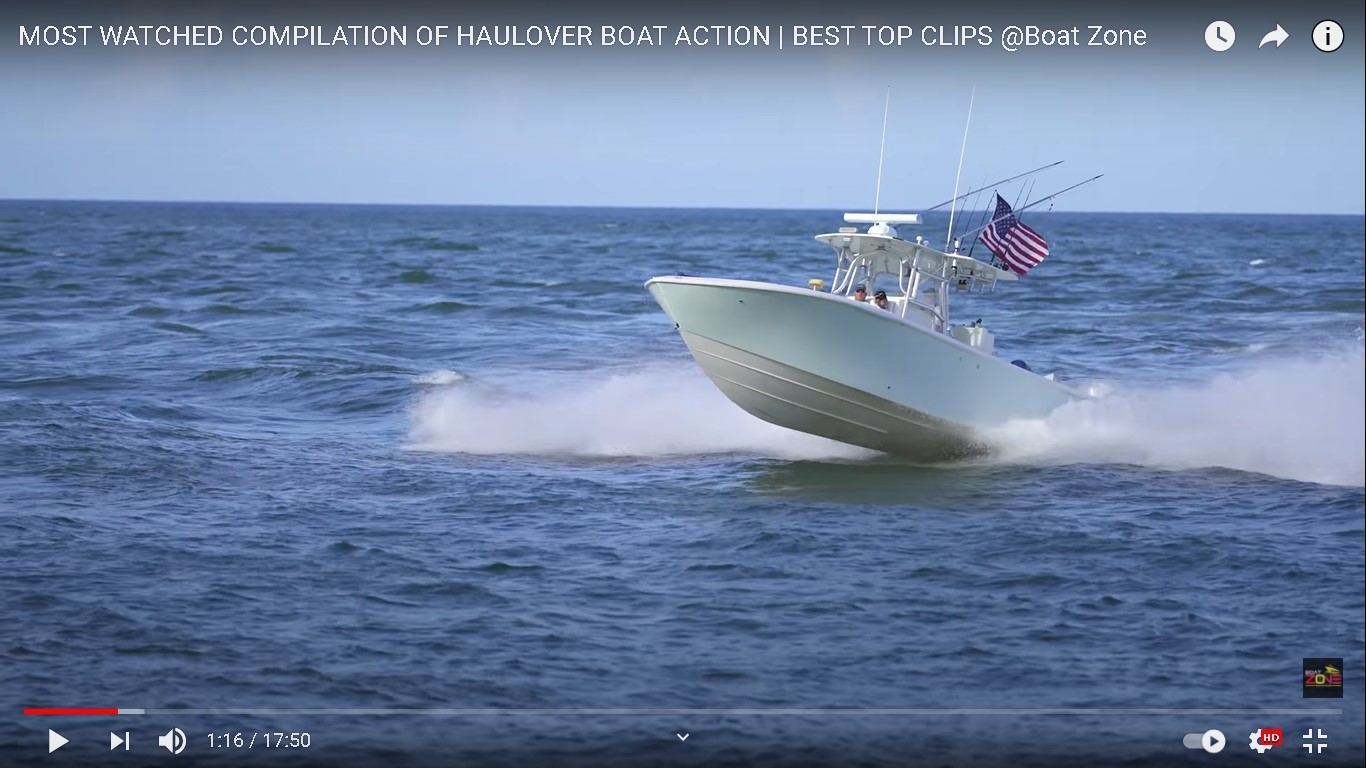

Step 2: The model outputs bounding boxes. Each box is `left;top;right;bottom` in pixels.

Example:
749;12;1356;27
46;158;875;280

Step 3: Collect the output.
407;364;868;460
389;236;480;251
986;345;1366;487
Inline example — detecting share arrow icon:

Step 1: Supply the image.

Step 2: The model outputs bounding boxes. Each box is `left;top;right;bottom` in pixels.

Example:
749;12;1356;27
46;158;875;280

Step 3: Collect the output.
1259;24;1289;48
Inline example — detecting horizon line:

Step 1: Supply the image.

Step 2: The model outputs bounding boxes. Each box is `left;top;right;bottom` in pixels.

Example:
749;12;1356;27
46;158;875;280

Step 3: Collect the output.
1;196;1363;218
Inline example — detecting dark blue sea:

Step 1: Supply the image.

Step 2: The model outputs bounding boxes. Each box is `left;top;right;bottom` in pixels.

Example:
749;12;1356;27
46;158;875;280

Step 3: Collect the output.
2;201;1363;767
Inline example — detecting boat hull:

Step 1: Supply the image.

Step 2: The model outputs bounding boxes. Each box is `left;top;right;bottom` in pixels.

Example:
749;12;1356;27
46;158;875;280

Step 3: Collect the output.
646;276;1076;459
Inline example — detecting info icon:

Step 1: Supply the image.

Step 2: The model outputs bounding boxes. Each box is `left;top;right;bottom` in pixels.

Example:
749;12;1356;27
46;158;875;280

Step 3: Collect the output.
1303;657;1343;698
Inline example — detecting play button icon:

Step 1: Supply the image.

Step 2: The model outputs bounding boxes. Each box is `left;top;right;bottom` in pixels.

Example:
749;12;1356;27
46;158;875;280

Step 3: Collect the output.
48;729;69;753
1202;729;1227;754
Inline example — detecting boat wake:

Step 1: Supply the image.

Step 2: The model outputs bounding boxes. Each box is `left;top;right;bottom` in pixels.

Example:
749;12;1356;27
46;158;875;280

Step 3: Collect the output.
409;349;1364;486
985;345;1366;488
406;363;870;460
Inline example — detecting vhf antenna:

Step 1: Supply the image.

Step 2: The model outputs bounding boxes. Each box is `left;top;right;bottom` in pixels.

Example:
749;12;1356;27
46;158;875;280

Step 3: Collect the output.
874;87;890;215
945;86;975;252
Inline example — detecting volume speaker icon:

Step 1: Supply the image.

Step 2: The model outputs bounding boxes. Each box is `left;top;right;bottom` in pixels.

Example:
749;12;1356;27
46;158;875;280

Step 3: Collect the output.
158;727;187;755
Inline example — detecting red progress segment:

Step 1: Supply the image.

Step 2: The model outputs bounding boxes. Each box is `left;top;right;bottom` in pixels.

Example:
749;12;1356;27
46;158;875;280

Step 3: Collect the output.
24;708;120;715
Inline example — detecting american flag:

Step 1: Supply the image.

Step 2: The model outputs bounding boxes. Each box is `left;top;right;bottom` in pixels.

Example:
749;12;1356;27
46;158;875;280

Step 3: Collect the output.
978;194;1049;275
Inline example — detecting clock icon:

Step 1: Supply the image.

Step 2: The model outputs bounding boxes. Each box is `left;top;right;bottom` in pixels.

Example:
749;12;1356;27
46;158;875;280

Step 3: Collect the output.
1205;20;1236;52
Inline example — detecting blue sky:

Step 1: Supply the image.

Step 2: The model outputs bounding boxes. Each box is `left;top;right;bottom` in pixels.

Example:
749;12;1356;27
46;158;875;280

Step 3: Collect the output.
3;5;1363;214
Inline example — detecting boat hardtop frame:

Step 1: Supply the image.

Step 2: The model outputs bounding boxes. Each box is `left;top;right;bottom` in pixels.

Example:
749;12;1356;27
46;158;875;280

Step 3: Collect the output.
818;213;1015;349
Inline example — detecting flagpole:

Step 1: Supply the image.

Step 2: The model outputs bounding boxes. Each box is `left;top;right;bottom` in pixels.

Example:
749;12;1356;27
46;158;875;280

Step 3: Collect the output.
989;182;1032;267
999;179;1038;257
945;87;975;252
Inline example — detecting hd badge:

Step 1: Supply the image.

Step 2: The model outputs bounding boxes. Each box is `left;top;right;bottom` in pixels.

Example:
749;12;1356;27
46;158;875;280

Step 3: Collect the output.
1249;728;1282;753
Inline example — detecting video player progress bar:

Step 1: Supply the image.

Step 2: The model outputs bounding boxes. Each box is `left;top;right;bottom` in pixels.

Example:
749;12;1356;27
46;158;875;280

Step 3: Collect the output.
25;707;1344;717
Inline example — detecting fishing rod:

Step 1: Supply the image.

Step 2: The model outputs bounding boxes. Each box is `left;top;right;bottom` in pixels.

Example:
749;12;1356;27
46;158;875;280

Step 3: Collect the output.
1012;178;1031;213
958;174;1104;242
961;173;997;259
922;160;1063;213
955;174;989;255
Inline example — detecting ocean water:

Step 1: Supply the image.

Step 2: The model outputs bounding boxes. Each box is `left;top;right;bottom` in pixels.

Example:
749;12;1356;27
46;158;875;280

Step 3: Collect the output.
2;201;1363;767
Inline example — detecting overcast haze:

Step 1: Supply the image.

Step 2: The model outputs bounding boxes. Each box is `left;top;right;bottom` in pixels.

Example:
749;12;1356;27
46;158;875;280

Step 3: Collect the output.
3;2;1363;214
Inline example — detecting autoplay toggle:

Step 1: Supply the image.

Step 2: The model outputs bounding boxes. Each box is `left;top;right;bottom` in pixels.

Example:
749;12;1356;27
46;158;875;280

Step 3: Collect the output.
1182;729;1226;753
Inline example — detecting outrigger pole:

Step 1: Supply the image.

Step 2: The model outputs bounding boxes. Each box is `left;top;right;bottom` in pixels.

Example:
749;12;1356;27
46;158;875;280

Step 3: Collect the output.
922;160;1063;213
957;174;1105;243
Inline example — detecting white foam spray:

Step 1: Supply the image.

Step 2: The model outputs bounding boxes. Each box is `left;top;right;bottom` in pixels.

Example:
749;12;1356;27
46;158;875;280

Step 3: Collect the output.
986;345;1365;487
406;363;870;460
414;369;466;386
408;348;1364;486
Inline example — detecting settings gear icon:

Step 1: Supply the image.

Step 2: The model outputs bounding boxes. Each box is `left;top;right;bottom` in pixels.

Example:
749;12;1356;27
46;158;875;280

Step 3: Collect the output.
1249;730;1272;754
